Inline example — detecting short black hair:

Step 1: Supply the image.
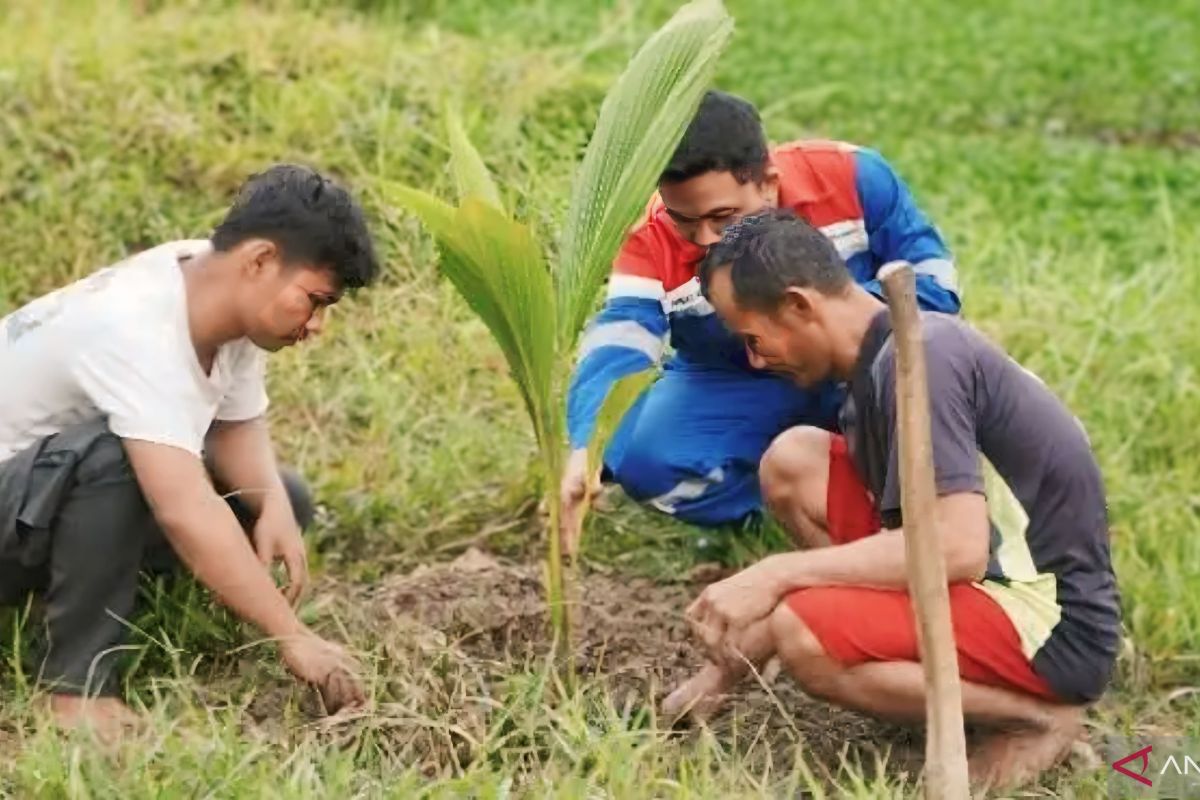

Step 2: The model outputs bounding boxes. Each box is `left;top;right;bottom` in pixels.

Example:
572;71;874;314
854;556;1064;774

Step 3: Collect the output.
698;209;851;311
212;164;380;289
660;90;769;185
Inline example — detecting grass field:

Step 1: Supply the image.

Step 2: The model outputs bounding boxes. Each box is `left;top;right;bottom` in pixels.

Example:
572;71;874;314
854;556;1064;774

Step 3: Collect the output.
2;0;1199;796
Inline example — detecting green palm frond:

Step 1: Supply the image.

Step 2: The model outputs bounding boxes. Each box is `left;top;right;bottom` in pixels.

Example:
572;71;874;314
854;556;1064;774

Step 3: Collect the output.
385;181;458;240
557;0;733;344
446;104;505;213
391;0;735;652
586;368;656;481
389;185;555;440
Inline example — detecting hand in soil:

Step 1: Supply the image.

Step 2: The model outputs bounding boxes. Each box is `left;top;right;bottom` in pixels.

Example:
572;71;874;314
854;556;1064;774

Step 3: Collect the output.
318;667;365;715
49;694;143;743
686;559;785;666
279;630;365;713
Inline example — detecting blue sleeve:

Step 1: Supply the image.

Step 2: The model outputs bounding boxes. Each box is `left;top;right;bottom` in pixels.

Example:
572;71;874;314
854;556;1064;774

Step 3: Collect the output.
855;148;961;314
566;295;668;449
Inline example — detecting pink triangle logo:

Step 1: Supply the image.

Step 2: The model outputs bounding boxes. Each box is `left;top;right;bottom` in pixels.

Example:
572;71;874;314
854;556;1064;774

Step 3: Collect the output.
1112;744;1154;787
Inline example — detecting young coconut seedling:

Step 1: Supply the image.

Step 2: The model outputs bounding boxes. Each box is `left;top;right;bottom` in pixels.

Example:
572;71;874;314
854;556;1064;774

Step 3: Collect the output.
390;0;734;650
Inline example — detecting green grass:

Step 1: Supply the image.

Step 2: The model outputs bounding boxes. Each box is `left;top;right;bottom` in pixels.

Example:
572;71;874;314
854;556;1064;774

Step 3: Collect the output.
2;0;1199;796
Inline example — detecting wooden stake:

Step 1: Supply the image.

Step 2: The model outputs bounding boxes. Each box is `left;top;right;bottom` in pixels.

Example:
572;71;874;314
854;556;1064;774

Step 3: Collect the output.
879;262;972;799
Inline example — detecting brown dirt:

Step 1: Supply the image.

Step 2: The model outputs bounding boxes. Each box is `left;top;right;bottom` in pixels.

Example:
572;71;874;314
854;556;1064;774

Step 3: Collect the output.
320;548;924;782
0;726;16;760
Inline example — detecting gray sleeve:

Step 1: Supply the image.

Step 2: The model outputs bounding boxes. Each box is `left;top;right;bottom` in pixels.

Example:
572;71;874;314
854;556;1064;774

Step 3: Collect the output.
877;323;985;525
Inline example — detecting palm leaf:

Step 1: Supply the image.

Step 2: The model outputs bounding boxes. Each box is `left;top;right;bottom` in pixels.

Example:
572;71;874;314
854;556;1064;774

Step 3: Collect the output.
389;185;555;440
451;199;556;440
586;368;656;481
557;0;733;343
386;181;459;242
445;104;505;212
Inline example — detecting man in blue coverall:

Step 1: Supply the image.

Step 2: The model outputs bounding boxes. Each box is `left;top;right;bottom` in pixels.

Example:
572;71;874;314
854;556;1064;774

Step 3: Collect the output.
560;90;961;550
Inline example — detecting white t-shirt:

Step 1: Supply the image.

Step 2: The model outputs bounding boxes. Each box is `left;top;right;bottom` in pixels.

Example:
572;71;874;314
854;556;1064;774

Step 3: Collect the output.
0;240;269;463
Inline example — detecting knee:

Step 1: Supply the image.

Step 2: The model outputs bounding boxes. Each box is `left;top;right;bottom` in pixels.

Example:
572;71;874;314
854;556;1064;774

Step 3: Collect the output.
770;600;826;662
769;596;842;699
759;426;829;508
610;428;674;500
280;469;315;531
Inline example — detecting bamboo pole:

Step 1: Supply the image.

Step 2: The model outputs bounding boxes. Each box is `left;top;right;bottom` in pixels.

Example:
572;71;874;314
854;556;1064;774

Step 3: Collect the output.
878;262;972;799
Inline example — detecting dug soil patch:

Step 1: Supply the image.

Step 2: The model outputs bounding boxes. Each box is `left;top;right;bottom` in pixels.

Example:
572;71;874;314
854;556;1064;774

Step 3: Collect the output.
328;548;922;780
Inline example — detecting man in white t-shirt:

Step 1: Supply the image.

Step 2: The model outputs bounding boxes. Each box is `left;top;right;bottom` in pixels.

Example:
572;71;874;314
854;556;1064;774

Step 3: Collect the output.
0;164;379;737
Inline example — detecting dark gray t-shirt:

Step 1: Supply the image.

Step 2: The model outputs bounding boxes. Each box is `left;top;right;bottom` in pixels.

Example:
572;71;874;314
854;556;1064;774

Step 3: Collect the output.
841;310;1120;703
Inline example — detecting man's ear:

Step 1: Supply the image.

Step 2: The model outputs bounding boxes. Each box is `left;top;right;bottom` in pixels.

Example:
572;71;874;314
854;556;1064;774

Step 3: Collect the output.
239;238;279;279
781;286;816;320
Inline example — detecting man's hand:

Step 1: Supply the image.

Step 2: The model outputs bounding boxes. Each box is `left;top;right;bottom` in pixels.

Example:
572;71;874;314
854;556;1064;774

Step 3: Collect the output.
686;557;789;668
279;629;365;713
560;447;600;558
252;497;309;605
124;440;360;713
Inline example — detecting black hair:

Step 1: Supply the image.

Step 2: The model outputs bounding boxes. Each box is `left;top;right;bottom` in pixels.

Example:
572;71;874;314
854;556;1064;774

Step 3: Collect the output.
212;164;380;289
698;209;851;310
660;90;769;185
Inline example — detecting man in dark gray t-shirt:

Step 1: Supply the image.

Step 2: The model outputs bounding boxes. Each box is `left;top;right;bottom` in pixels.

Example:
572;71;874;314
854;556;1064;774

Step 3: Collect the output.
844;305;1120;706
665;210;1120;791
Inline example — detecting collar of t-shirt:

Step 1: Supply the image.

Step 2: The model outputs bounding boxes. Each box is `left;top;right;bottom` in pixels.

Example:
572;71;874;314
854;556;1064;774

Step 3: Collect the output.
850;308;892;398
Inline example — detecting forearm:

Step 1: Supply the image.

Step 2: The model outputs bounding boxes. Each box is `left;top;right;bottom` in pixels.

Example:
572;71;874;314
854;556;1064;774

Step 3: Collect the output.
761;525;983;597
854;148;959;314
160;493;303;639
568;296;667;449
206;417;287;518
766;529;910;594
567;347;657;448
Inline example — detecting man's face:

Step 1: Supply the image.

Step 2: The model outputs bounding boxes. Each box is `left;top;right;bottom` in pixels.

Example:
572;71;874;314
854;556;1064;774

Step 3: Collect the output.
239;248;342;352
659;168;778;247
705;266;833;387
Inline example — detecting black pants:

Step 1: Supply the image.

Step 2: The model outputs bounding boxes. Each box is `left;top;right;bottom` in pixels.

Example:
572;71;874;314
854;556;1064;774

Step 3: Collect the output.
0;421;313;697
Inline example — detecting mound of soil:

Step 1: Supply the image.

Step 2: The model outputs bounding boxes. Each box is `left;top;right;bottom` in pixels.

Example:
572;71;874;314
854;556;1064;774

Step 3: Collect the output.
337;548;922;779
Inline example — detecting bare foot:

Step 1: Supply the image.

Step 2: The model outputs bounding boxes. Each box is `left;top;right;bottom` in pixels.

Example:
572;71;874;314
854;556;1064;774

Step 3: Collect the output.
968;704;1084;791
49;695;142;743
662;661;739;724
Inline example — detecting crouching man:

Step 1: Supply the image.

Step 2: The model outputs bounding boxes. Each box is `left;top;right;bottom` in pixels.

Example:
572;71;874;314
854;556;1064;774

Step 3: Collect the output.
0;164;377;736
668;210;1121;789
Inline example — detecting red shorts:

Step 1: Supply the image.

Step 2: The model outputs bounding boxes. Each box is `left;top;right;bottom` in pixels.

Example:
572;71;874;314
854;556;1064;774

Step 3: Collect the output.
783;434;1058;701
